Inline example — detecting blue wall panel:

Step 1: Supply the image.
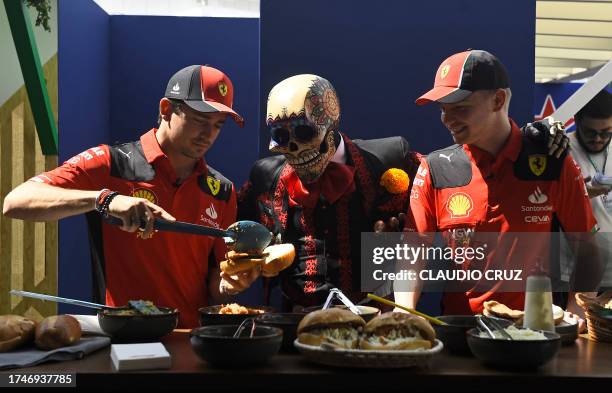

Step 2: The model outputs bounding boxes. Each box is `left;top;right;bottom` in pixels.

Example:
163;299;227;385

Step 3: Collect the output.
260;0;535;315
109;16;260;187
58;0;110;313
260;0;536;157
58;7;260;309
57;0;536;313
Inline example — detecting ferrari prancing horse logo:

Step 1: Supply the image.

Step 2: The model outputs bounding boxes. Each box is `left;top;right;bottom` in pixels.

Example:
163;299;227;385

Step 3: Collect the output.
440;64;451;80
207;176;221;196
528;154;547;176
218;82;228;97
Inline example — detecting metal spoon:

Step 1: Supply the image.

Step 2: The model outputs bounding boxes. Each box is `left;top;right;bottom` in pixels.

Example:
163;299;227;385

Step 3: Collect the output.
476;315;513;340
483;315;514;340
10;290;119;311
476;315;497;339
105;217;272;253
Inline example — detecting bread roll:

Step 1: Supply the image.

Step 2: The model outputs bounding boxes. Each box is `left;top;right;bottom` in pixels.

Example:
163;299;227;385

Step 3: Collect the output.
35;315;81;350
360;338;433;350
359;312;435;350
0;315;36;352
220;257;264;275
297;308;365;349
483;300;524;325
262;243;295;276
553;304;564;325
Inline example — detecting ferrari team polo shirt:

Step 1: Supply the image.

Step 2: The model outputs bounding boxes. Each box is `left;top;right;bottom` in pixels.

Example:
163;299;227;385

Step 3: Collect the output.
32;129;237;327
408;121;597;314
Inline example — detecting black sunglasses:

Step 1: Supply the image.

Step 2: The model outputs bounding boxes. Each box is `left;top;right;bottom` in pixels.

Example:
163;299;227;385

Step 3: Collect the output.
580;125;612;139
271;125;317;147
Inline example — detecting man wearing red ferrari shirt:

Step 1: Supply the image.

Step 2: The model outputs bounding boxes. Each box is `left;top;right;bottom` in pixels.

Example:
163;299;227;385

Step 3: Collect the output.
3;65;257;327
395;50;602;321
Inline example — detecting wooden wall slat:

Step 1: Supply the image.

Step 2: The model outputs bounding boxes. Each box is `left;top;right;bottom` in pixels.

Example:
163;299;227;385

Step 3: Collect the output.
11;102;25;310
34;121;45;286
23;97;36;293
0;54;58;317
0;103;10;313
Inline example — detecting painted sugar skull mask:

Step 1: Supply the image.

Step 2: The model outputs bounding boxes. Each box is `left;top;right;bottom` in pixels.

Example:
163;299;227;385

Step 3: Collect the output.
267;74;340;183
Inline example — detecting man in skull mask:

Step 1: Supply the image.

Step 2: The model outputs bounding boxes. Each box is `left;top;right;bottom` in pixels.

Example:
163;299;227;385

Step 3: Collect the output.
232;74;419;309
228;74;568;310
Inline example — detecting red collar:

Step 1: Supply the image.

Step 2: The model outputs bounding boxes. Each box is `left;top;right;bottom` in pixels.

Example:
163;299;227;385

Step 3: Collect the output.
463;119;522;172
283;161;356;209
140;129;207;181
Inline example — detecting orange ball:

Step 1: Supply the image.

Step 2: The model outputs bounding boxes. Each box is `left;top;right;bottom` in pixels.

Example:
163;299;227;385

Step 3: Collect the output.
380;168;410;194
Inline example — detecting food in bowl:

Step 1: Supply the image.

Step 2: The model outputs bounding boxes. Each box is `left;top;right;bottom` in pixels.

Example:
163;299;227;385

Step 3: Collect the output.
467;328;561;368
360;312;436;350
433;315;512;355
218;303;265;315
478;325;547;340
102;300;169;316
98;306;179;342
297;308;365;349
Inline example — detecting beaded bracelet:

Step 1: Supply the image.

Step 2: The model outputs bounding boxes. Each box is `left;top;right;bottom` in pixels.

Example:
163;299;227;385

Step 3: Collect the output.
99;191;120;217
94;189;111;212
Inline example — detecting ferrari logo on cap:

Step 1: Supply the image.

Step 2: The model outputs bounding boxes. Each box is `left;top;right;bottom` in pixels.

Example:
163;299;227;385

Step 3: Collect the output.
447;192;473;219
528;155;547;176
440;64;451;80
218;82;228;97
207;176;221;196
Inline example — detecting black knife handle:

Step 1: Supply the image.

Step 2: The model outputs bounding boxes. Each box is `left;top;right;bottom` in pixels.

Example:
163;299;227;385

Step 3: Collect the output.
103;216;232;238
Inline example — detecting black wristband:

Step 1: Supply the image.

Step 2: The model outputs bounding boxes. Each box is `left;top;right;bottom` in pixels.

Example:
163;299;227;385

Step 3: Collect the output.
99;191;119;217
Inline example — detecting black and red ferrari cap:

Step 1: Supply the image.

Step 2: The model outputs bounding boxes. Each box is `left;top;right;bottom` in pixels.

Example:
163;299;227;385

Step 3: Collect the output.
416;50;510;105
164;65;244;127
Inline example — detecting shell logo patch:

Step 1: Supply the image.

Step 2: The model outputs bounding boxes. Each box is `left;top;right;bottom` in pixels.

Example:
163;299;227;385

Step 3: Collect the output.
446;192;473;218
218;82;228;97
132;188;157;204
207;176;221;196
528;155;547;176
132;188;158;240
440;64;451;80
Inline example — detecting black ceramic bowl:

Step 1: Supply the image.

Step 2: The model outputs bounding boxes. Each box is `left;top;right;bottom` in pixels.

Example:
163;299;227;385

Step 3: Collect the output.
198;305;274;326
466;328;561;368
98;307;178;342
433;315;512;356
255;313;305;352
190;325;283;367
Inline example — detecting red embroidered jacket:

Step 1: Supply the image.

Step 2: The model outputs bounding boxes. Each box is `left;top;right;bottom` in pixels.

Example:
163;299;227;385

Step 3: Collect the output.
238;133;421;308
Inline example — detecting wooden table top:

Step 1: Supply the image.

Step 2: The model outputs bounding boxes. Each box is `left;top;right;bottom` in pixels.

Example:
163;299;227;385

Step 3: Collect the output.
5;331;611;392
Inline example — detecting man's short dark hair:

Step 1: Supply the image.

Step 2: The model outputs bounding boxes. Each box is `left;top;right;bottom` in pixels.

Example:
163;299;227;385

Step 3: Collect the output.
157;98;184;126
575;89;612;122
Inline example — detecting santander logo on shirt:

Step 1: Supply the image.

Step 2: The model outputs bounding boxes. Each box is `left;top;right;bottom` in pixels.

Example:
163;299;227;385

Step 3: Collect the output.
523;187;552;224
200;203;220;228
528;187;548;204
205;203;218;220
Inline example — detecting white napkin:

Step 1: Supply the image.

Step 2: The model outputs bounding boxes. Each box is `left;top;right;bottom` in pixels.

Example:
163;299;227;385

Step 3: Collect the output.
69;314;109;336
